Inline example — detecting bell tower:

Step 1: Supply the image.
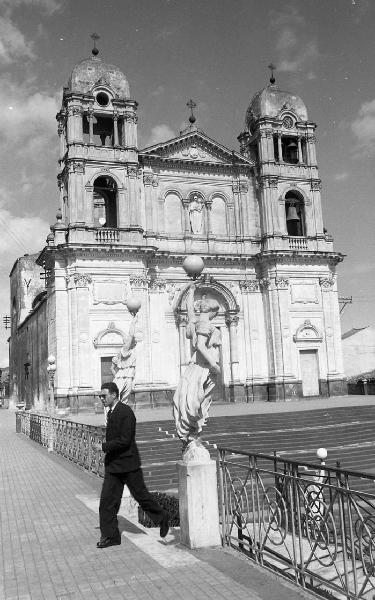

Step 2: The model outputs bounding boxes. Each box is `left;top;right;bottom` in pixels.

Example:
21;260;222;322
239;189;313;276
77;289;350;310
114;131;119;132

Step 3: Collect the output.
55;36;142;246
238;67;328;253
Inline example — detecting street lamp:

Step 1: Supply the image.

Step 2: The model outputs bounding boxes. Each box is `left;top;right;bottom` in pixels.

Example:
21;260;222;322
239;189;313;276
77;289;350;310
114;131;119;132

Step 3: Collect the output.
47;355;56;452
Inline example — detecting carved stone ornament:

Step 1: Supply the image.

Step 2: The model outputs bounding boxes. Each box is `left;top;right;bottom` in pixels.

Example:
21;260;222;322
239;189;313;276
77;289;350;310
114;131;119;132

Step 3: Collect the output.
319;277;335;289
143;173;159;187
293;320;322;343
275;277;289;289
148;277;166;292
268;176;279;188
225;312;240;326
127;165;139;178
311;180;322;191
259;278;271;289
239;279;259;293
232;181;240;194
57;123;64;135
71;273;92;288
240;181;249;193
306;134;317;143
130;274;148;289
70;161;85;174
71;106;82;116
282;116;294;129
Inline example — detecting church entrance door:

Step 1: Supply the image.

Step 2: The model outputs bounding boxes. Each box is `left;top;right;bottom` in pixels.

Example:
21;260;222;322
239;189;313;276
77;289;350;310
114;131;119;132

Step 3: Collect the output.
300;350;319;396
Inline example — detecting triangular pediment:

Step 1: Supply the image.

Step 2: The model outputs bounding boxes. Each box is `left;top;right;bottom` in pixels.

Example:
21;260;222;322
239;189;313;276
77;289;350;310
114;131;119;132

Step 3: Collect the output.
140;130;253;166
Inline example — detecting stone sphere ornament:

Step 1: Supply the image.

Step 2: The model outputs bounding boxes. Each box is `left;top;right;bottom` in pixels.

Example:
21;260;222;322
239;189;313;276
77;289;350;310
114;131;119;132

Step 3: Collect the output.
126;296;142;314
183;255;204;280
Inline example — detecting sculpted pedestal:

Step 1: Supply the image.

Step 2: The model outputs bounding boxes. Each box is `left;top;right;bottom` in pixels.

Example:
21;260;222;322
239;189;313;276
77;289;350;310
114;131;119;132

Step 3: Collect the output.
177;443;221;549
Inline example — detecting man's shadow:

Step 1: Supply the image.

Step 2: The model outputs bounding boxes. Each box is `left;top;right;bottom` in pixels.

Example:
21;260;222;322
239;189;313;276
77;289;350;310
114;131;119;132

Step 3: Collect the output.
117;515;180;545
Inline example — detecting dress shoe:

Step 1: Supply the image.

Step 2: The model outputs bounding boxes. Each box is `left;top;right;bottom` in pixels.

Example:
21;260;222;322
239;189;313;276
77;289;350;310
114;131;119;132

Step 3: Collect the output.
96;535;121;549
159;513;169;538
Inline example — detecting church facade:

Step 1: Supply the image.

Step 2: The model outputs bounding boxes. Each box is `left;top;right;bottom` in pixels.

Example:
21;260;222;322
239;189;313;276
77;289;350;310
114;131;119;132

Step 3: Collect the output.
9;49;347;409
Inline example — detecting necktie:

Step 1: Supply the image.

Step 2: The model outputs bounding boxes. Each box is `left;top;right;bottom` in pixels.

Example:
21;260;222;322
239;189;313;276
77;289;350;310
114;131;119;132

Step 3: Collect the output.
106;408;112;424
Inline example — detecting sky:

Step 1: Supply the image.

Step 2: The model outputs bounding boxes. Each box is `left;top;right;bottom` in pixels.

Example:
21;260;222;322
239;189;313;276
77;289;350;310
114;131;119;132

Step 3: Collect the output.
0;0;374;366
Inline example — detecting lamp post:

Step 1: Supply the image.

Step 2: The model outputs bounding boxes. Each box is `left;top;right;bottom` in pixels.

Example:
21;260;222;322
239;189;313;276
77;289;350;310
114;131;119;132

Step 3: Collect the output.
47;355;56;452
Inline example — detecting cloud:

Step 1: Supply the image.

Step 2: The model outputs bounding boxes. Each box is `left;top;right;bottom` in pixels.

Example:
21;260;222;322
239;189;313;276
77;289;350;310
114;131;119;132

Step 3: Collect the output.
333;172;349;181
269;5;319;77
351;98;375;153
0;204;48;259
0;0;62;16
142;124;176;148
0;16;34;64
150;85;165;98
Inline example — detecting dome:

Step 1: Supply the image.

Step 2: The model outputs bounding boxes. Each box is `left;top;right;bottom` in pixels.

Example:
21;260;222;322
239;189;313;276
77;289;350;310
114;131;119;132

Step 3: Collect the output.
246;83;308;128
67;54;130;99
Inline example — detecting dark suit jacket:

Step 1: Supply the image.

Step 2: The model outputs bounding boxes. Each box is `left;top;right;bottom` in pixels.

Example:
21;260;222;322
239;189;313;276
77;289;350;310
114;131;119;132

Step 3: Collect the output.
102;402;141;473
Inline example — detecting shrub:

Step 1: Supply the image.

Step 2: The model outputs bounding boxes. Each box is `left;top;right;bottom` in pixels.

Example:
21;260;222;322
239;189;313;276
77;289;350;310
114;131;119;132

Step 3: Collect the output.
138;491;180;527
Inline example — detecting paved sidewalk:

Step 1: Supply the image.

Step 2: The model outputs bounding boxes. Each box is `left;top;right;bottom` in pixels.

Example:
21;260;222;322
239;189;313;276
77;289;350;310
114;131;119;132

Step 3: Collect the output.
0;409;312;600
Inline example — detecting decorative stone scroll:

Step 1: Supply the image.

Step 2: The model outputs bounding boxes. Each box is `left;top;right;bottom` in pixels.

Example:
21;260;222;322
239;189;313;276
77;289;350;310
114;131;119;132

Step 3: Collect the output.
293;320;322;343
275;277;289;289
148;277;166;292
319;277;335;289
239;280;259;293
67;273;92;288
311;180;322;191
143;173;159;187
129;274;148;289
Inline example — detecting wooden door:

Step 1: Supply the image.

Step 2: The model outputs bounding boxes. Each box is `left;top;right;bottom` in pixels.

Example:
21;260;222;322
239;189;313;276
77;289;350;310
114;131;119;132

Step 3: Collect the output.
300;350;319;397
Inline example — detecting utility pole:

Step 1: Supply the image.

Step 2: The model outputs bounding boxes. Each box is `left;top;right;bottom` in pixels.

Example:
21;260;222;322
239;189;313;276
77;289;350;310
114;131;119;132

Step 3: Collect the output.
338;296;352;314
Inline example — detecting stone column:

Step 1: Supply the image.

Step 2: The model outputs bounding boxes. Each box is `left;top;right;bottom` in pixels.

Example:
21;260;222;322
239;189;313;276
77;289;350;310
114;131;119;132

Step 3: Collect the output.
176;313;189;372
113;111;119;146
225;312;240;383
182;199;191;235
231;181;242;239
88;109;94;144
73;274;92;388
70;161;85;223
148;277;167;384
310;180;324;235
297;136;303;164
277;134;283;162
127;165;140;228
205;199;213;236
306;133;317;166
57;120;66;160
319;277;337;377
143;172;154;233
129;274;151;385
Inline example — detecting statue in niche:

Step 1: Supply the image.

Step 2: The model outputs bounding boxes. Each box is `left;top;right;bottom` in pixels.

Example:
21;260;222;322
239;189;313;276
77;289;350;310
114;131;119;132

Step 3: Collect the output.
188;195;204;235
111;311;142;404
173;285;222;459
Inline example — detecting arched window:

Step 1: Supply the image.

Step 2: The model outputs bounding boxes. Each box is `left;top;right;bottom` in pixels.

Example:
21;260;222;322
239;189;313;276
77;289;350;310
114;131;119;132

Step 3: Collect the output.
285;190;306;236
211;196;227;236
165;193;182;235
93;176;118;228
282;136;299;164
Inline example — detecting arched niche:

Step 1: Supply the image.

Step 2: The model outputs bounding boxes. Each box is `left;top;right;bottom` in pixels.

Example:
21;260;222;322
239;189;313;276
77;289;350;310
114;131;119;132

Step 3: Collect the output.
92;175;118;228
164;191;183;235
174;278;240;385
210;195;228;236
284;189;306;236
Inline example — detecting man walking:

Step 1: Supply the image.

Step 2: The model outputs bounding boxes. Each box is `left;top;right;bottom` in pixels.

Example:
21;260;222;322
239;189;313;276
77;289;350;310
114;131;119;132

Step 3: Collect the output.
96;381;169;548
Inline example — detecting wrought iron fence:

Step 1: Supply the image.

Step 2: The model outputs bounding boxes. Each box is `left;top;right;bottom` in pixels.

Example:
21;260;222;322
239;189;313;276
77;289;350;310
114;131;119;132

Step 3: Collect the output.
18;411;106;477
218;447;375;600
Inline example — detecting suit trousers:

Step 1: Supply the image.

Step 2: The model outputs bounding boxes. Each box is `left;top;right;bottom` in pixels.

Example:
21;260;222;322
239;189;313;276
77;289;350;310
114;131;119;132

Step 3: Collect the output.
99;468;164;539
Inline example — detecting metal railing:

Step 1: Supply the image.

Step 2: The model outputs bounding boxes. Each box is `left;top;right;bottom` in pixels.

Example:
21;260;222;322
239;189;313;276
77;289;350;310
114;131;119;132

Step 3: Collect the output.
18;411;105;477
218;447;375;600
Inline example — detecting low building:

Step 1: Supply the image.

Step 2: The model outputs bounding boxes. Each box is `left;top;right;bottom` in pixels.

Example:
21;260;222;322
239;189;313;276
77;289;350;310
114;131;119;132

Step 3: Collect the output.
342;326;375;378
